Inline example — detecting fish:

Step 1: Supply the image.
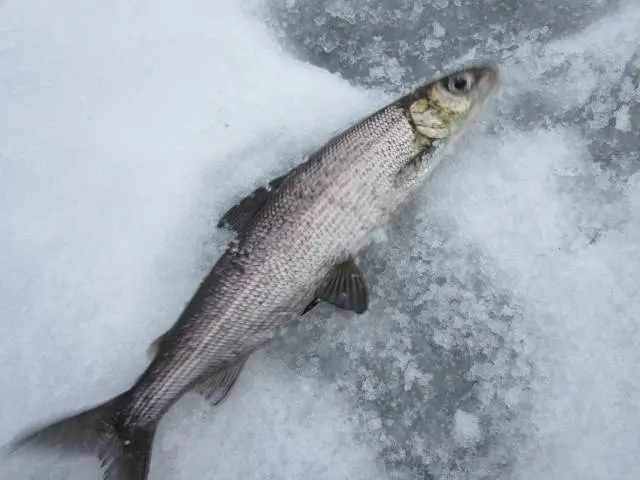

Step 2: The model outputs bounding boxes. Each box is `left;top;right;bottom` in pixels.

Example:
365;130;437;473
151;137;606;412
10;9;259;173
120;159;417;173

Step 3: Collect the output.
7;62;499;479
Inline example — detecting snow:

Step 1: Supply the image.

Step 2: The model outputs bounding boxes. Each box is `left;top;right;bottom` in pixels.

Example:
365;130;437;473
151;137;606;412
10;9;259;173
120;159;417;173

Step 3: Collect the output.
0;1;379;479
1;0;639;479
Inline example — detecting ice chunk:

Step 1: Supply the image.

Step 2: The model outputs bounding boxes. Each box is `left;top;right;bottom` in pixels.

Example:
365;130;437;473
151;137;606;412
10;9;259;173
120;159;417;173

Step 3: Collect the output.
614;104;632;132
433;21;446;38
453;410;482;446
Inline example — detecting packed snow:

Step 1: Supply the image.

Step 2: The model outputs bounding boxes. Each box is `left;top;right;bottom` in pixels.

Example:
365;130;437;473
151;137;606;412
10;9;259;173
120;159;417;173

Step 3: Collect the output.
1;0;638;479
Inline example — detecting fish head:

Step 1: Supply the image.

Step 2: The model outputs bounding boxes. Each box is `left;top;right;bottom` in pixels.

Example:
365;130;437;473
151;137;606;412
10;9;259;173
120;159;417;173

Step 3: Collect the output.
407;63;499;142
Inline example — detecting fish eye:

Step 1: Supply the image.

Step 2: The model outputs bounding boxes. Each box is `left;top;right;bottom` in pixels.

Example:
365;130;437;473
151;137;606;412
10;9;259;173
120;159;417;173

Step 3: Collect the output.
446;72;475;94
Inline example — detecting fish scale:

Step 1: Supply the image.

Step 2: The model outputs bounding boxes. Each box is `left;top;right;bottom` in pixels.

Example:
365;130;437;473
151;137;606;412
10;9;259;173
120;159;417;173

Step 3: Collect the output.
8;63;499;480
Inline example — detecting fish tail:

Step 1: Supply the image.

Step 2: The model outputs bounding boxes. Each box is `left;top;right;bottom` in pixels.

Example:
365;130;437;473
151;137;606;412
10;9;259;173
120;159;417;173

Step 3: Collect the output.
9;392;157;480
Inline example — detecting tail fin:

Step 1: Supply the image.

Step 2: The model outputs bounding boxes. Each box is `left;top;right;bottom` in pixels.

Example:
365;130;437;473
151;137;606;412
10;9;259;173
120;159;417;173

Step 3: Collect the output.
9;394;157;480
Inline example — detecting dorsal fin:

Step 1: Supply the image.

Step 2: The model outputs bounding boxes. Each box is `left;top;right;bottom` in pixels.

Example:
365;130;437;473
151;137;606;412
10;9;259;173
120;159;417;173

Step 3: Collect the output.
217;173;288;234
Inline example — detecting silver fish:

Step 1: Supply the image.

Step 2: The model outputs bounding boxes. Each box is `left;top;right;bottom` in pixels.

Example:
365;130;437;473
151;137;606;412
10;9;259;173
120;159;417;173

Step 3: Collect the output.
8;63;499;479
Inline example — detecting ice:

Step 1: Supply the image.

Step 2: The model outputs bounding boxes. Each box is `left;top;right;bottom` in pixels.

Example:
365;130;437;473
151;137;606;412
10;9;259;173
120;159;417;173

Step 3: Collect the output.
615;104;632;132
453;410;481;447
432;21;446;39
420;3;640;478
428;124;640;478
2;0;640;479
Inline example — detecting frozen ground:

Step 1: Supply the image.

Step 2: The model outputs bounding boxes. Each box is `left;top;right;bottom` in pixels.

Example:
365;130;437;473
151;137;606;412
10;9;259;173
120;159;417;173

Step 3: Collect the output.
1;0;639;479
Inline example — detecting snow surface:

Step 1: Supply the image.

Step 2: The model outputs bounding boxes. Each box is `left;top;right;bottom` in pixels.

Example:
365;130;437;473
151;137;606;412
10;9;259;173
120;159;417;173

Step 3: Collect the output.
1;0;639;479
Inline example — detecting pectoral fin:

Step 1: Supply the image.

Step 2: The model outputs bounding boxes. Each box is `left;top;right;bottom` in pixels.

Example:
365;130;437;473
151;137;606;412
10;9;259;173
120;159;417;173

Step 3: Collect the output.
303;258;369;315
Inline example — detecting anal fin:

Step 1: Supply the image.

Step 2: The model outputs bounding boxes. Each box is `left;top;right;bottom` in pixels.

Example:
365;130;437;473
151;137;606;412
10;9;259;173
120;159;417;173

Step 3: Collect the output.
303;258;369;315
147;334;246;407
191;357;248;407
